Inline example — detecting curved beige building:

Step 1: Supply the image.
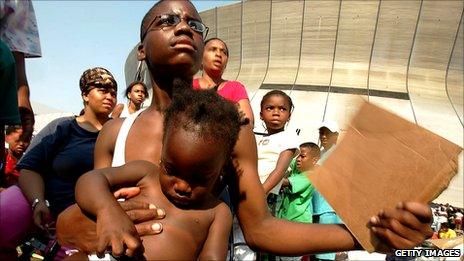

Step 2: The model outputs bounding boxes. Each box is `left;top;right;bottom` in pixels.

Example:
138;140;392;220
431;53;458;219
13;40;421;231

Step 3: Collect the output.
126;0;463;206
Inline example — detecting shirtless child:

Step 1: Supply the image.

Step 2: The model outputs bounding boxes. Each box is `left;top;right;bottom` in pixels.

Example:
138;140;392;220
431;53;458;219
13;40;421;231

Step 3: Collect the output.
74;88;241;260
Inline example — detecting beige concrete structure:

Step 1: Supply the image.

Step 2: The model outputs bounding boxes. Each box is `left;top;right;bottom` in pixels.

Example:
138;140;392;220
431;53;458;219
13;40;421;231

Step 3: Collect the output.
236;0;271;93
125;0;463;206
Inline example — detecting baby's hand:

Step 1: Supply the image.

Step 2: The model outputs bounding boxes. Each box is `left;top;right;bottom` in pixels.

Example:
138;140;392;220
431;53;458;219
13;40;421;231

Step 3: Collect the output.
370;202;433;250
96;208;144;258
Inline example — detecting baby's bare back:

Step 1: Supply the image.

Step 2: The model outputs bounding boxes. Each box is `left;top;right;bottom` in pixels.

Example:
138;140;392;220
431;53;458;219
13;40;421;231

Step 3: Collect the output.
129;175;217;259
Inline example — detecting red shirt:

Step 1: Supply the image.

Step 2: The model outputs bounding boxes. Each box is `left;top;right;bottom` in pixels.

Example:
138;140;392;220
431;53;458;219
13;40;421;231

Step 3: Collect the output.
4;150;20;177
192;79;249;103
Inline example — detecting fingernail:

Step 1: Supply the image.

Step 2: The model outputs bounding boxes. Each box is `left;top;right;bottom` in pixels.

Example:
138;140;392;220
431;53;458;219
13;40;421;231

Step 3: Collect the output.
151;222;162;233
149;204;157;209
370;216;378;224
371;227;377;232
157;209;165;217
379;210;385;217
396;202;403;209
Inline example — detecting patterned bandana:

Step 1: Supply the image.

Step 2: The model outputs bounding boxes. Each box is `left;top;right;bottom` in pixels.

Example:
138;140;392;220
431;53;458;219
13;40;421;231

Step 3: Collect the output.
79;67;117;93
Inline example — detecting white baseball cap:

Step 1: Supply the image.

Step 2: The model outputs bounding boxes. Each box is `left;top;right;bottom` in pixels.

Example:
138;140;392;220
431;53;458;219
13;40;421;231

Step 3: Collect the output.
319;120;340;133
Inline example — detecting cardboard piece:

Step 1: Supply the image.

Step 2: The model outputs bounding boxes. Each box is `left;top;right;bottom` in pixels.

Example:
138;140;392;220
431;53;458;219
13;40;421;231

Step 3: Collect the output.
308;101;462;252
427;236;464;249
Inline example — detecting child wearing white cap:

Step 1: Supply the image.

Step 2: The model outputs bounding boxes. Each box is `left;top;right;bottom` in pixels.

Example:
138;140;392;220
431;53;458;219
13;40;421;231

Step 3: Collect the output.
312;120;343;261
318;120;339;161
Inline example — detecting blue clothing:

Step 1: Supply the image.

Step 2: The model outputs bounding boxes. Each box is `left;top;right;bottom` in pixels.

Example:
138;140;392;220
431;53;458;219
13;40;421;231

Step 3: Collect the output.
312;145;341;218
311;189;338;216
313;145;342;260
17;117;98;216
312;190;342;260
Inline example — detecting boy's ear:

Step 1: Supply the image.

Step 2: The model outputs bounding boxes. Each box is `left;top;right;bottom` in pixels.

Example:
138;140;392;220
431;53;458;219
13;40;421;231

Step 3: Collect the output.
137;43;146;61
312;157;320;165
259;111;263;120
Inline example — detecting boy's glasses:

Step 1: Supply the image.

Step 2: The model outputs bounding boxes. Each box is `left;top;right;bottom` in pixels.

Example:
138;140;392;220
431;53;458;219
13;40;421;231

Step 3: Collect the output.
142;14;209;40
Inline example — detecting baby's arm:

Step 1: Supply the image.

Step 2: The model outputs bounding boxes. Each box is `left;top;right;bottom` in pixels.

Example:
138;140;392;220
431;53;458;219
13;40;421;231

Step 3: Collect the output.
75;160;156;257
197;203;233;260
262;149;296;194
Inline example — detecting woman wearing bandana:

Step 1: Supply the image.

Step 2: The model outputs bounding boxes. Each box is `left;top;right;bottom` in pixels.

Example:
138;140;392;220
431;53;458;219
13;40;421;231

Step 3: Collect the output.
0;67;117;258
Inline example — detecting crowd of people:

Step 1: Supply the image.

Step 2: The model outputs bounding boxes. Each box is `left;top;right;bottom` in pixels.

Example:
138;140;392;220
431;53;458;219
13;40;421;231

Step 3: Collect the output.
431;203;463;239
0;0;455;260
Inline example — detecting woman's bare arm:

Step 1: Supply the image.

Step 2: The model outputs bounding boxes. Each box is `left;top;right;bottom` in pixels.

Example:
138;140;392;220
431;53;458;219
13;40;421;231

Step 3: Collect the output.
18;169;52;229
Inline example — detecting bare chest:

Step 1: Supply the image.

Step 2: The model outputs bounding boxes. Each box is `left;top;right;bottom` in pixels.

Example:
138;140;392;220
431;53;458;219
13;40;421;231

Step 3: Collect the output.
123;117;164;164
131;186;214;259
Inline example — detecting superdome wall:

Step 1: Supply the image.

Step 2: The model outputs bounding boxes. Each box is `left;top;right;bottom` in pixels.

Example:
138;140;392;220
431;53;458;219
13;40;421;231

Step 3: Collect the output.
125;0;463;206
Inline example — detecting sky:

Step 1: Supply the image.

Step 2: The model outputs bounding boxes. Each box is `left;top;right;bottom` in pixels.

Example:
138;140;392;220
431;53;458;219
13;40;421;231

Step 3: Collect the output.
27;1;239;114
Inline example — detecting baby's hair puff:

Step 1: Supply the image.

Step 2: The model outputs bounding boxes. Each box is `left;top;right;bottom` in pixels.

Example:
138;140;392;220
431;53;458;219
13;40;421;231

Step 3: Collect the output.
164;80;243;159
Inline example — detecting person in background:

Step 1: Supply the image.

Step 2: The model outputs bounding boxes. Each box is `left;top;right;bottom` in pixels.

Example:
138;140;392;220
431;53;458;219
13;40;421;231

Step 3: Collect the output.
56;0;436;257
0;0;42;143
257;90;299;199
312;120;343;261
277;142;320;261
437;206;449;232
454;211;462;231
18;67;117;227
318;120;339;162
278;142;320;223
1;125;29;189
0;38;25;259
193;37;254;126
112;81;148;118
438;222;457;239
234;90;299;260
0;67;117;259
0;40;19;186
